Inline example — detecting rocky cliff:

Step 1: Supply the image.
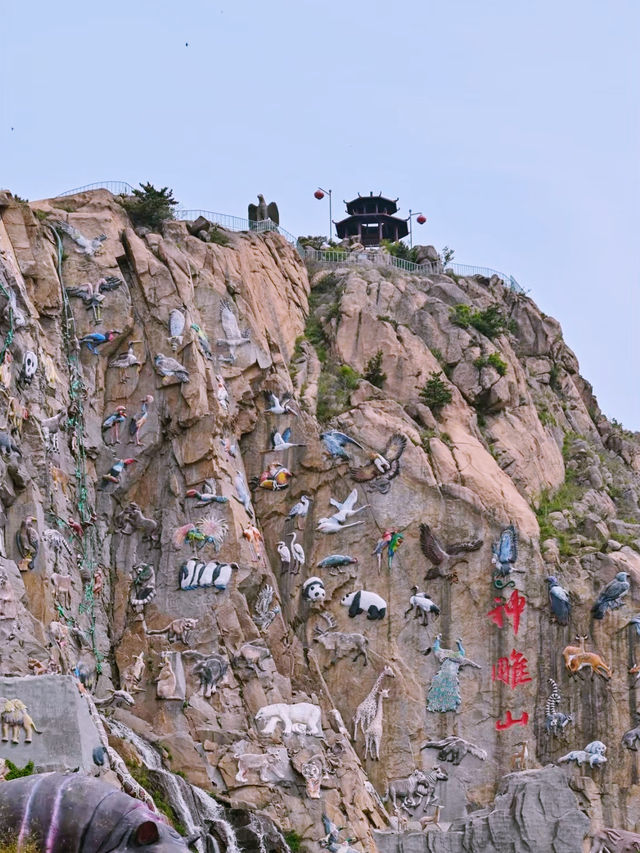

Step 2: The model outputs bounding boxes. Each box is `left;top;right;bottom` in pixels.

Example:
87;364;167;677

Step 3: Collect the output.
0;187;639;852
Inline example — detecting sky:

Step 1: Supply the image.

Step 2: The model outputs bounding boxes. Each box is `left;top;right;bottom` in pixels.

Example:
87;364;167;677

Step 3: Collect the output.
2;0;639;427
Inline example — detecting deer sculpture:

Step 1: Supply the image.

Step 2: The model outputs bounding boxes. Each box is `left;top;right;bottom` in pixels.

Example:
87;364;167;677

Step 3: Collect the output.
313;612;369;666
563;635;612;680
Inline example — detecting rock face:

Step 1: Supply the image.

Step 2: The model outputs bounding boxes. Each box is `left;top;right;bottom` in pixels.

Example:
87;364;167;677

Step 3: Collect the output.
0;187;639;851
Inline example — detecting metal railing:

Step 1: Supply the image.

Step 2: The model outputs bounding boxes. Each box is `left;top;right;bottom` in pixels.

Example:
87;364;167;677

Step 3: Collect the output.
51;183;525;292
300;247;525;292
55;181;136;197
173;209;299;246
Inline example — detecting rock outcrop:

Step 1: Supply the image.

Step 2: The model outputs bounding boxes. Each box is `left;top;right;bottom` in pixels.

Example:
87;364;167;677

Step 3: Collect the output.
0;187;639;851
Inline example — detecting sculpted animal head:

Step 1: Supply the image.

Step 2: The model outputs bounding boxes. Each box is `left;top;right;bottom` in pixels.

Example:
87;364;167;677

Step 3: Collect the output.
432;765;448;781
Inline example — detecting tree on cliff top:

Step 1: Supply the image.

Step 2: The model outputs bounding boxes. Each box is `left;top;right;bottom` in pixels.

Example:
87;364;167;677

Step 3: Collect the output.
120;182;178;231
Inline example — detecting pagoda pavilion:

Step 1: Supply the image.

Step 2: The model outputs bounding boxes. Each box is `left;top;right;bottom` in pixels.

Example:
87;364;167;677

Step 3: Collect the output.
334;192;409;247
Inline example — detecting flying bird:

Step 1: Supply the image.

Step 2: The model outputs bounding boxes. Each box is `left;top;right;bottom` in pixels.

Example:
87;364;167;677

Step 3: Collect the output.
185;480;229;507
79;330;120;355
65;276;122;323
172;516;228;553
154;353;190;383
545;576;571;625
327;488;368;524
420;523;483;582
373;529;404;570
320;430;365;460
264;391;298;416
16;516;39;570
191;323;213;361
316;517;365;535
266;428;306;452
53;220;106;255
349;433;407;493
128;395;153;445
109;341;143;383
102;406;127;443
592;572;630;620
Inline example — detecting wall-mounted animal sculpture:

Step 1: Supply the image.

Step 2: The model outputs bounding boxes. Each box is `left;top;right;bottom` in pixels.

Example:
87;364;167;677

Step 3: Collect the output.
302;577;326;603
590;826;640;853
233;741;283;784
592;572;630;620
255;702;324;738
179;559;238;591
420;736;487;765
563;635;612;680
146;617;198;644
558;740;607;768
0;697;40;743
384;766;448;810
182;651;229;698
419;522;482;582
622;716;640;751
313;612;369;665
545;678;573;738
405;587;440;626
341;589;387;620
0;771;195;851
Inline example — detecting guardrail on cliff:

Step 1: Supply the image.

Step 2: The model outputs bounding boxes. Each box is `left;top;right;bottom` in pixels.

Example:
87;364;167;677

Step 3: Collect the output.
52;183;525;293
300;248;525;293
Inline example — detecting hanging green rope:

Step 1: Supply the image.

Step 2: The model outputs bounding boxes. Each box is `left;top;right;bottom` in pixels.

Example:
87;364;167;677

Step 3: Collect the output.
0;277;16;365
47;224;102;672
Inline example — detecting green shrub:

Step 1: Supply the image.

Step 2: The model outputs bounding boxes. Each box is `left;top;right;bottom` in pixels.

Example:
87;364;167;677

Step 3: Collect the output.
364;350;387;387
298;235;326;250
380;239;419;263
5;760;34;780
441;245;455;266
284;831;303;853
34;209;49;221
419;371;452;416
451;304;514;339
338;364;360;390
208;225;230;246
473;352;508;376
316;362;359;421
119;182;178;230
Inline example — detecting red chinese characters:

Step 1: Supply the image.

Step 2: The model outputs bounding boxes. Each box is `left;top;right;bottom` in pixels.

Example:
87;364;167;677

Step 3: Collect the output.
495;711;529;731
487;590;526;635
492;649;532;689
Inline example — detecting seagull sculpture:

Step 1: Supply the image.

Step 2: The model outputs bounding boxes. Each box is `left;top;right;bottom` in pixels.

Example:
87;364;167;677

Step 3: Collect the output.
327;488;368;524
320;430;365;460
217;300;251;362
266;428;306;452
264;391;298;416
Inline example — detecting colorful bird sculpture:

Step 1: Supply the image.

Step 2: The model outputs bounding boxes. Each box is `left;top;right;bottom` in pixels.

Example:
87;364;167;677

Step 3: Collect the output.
191;323;213;361
185;480;228;507
101;457;137;485
172;516;228;554
109;341;143;383
16;516;39;570
546;576;571;625
258;462;293;490
79;330;120;355
102;406;127;443
592;572;630;620
373;529;404;571
154;353;190;383
128;395;153;446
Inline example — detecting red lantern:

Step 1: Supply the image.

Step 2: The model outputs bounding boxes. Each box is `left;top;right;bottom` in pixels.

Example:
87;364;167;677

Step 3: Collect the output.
416;214;427;225
314;190;325;200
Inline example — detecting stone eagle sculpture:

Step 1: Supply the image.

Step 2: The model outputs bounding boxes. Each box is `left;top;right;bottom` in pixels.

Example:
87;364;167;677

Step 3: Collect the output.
248;194;279;226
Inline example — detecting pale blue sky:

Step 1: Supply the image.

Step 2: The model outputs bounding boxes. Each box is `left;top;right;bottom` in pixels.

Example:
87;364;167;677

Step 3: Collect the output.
3;1;639;427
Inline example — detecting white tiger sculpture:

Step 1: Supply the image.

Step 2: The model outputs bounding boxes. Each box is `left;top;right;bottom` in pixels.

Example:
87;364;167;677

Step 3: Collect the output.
255;702;324;737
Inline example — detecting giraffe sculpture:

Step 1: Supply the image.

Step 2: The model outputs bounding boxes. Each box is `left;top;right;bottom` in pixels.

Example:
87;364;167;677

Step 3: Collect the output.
365;688;390;760
353;665;395;741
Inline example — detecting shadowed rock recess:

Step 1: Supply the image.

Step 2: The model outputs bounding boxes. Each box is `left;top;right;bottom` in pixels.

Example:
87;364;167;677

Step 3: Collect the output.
0;187;639;852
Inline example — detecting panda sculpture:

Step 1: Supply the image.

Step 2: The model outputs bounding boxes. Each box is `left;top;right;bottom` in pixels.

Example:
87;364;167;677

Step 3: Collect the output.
302;576;326;603
341;589;387;620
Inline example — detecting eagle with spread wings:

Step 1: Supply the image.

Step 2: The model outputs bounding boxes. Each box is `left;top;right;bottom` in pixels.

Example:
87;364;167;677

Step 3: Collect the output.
248;194;279;226
349;433;407;494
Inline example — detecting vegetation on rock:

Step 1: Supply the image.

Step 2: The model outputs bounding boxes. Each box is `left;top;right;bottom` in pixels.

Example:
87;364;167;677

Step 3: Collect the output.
419;371;453;415
120;182;178;230
363;350;387;388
